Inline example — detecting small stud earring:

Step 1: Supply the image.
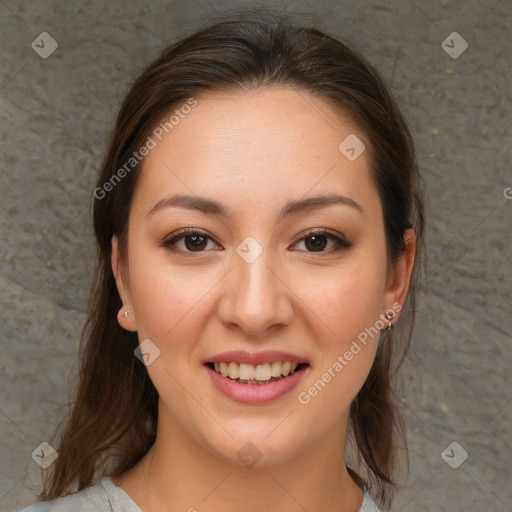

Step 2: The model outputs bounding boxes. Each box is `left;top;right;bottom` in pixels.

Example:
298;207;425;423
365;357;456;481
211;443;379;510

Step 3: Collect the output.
122;309;130;318
384;312;394;331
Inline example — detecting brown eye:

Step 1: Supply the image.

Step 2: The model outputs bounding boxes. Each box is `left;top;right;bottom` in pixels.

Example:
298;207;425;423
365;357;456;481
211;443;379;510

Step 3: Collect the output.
162;228;351;256
181;234;209;251
304;234;329;252
292;229;351;254
162;229;220;254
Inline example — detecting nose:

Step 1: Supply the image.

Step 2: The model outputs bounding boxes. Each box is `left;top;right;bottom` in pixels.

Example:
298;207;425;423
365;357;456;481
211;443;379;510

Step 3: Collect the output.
217;246;294;338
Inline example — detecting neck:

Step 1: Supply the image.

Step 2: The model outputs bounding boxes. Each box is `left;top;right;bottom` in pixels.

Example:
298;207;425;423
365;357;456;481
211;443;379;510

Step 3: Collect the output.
113;403;364;512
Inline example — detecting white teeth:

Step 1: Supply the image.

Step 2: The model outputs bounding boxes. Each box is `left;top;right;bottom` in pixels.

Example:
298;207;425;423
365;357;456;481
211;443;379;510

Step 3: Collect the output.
211;361;300;381
255;363;272;381
270;361;281;377
239;363;255;380
228;362;238;380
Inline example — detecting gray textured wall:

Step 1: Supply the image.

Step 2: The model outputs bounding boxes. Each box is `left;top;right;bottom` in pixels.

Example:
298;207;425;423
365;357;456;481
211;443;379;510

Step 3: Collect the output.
1;1;511;511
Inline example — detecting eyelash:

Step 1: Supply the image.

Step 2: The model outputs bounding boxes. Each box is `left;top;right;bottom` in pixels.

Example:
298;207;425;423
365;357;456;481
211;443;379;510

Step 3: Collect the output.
161;227;352;256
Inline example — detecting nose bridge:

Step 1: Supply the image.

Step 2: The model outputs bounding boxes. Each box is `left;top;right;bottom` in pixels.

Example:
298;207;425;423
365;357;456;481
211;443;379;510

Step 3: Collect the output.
219;238;292;336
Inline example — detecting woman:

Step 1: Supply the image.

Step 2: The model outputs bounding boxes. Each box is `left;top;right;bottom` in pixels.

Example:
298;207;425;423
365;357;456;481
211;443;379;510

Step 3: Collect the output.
18;10;424;512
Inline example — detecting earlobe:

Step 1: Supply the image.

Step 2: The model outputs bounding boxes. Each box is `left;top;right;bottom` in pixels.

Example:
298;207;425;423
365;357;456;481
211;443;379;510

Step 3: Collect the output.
116;306;137;332
111;235;138;332
383;228;417;324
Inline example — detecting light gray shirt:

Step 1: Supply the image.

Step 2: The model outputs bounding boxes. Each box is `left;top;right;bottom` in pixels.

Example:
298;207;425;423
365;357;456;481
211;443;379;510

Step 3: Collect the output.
16;476;381;511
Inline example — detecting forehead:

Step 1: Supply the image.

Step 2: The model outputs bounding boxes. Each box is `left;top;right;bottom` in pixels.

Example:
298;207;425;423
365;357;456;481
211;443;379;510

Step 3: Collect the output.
131;86;379;222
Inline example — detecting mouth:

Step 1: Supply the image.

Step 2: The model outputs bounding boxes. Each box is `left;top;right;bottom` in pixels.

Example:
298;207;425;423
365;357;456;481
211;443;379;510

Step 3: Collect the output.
204;361;310;385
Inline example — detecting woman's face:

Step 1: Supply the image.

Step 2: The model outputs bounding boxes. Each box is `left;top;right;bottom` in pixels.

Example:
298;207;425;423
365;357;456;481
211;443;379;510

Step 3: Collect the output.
114;86;408;466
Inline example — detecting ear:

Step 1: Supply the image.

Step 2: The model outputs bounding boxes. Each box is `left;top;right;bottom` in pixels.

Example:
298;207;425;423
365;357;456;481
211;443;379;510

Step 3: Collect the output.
111;235;137;332
382;228;416;324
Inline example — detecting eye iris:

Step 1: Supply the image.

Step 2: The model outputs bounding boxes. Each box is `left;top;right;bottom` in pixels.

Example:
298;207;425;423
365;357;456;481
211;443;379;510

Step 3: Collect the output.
169;231;342;254
185;234;207;251
305;234;327;252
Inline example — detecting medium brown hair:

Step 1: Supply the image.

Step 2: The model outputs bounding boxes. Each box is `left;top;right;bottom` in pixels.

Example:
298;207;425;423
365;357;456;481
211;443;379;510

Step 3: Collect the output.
40;9;425;510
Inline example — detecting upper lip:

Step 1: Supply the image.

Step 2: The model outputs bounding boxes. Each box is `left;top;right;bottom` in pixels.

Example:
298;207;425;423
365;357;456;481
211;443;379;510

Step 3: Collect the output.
204;350;309;366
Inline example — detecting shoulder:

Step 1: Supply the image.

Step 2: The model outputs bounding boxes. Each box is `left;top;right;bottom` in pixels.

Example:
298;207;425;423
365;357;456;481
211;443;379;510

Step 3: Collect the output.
14;476;140;512
359;486;382;512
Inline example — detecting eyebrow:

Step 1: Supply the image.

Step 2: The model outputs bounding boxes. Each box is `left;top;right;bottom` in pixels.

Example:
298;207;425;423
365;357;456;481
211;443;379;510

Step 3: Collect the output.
147;193;364;221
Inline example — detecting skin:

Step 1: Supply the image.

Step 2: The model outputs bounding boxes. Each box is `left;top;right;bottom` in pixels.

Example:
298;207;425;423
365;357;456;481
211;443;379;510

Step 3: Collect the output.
110;86;416;512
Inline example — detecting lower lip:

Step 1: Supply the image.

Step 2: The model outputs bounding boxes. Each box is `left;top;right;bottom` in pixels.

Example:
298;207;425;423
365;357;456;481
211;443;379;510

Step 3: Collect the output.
205;364;309;404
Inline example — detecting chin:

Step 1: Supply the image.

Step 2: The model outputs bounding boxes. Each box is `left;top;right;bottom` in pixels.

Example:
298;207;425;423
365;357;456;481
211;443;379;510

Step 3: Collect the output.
203;426;309;469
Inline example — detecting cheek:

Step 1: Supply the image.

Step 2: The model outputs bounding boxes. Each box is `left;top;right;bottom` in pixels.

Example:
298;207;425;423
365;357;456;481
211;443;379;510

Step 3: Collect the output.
128;261;215;411
294;258;385;412
303;257;387;342
129;259;215;344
